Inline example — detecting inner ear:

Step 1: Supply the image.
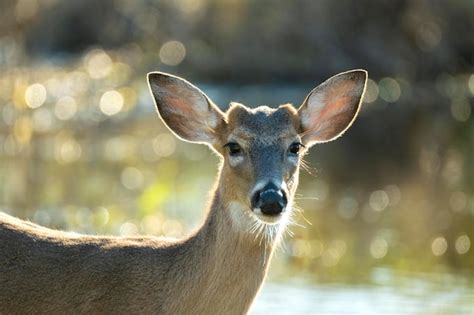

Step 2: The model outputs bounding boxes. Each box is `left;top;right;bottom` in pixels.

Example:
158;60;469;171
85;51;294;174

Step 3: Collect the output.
148;72;226;144
298;69;367;146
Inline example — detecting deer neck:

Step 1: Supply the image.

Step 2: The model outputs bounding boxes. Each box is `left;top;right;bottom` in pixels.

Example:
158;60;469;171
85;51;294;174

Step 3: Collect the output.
205;187;276;266
179;180;279;313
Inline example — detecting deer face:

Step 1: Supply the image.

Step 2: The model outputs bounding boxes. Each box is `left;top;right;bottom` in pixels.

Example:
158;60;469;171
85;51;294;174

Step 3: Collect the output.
218;104;301;224
148;70;367;226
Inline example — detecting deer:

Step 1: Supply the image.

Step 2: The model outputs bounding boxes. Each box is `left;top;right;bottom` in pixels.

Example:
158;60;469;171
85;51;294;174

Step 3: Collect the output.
0;69;367;314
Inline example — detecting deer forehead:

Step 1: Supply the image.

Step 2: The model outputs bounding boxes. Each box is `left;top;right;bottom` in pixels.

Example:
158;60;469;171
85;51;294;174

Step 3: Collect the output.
225;103;300;145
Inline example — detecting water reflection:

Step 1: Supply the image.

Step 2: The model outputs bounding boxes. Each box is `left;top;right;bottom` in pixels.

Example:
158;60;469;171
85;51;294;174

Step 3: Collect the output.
254;269;474;315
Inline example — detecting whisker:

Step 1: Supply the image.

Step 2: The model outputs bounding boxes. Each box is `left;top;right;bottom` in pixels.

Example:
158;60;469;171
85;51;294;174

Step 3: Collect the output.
298;212;313;226
300;158;317;177
291;221;306;228
292;204;312;227
263;242;267;266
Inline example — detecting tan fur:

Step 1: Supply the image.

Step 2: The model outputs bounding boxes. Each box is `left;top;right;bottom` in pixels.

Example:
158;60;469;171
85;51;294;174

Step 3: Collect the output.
0;70;367;314
0;195;271;314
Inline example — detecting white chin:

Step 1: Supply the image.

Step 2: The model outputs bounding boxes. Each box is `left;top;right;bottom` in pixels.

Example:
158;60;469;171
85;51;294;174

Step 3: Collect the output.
253;208;283;225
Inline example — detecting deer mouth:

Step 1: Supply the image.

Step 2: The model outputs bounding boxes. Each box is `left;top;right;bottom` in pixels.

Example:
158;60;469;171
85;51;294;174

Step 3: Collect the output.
251;207;286;225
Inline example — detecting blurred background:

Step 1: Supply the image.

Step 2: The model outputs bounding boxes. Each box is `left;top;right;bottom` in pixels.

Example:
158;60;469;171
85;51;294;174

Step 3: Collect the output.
0;0;473;313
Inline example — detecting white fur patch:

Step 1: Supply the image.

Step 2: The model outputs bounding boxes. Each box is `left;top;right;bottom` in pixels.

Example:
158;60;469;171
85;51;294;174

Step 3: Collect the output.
228;201;251;231
229;155;244;167
252;208;284;225
250;181;267;199
288;154;299;166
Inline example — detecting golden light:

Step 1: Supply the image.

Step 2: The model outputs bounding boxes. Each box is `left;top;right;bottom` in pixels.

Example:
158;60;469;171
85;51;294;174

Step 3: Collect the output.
450;98;471;122
0;76;13;101
2;105;14;126
152;133;176;157
385;184;401;206
61;140;82;163
369;190;389;212
370;237;388;259
321;240;347;267
455;235;471;255
100;90;124;116
415;22;442;51
174;0;206;17
441;149;463;187
55;96;77;120
156;159;179;179
121;167;144;190
109;62;132;86
68;71;90;95
104;136;136;161
292;239;312;258
468;74;474;95
55;136;82;164
431;236;448;256
13;116;32;144
337;196;358;219
378;78;401;103
74;207;92;229
25;83;47;109
309;240;324;259
32;108;53;132
44;78;62;99
85;49;113;79
159;40;186;66
13;81;28;109
118;86;137;111
449;191;467;213
93;207;110;227
120;221;139;236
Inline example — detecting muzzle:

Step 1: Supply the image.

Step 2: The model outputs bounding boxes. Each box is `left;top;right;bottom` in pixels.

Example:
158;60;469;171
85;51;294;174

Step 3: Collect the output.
251;182;287;215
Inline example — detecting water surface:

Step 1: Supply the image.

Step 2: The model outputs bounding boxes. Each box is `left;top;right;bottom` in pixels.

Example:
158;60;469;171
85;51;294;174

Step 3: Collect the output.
253;270;474;315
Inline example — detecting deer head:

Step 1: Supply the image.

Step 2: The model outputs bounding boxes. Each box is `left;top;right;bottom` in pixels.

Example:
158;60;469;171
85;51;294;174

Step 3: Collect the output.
148;70;367;229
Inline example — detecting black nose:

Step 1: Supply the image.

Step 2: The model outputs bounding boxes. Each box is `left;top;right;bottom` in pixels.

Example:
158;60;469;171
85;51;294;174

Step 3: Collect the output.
251;183;287;215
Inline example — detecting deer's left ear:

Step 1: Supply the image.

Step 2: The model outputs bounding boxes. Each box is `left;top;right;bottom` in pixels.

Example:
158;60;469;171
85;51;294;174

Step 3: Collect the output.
298;69;367;147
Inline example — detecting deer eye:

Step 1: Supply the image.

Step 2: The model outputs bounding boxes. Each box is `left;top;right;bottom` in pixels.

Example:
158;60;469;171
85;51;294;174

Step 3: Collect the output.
224;142;242;156
289;142;304;155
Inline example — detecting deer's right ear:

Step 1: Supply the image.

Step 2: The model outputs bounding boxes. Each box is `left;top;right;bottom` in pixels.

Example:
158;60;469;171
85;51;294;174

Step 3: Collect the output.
147;72;226;144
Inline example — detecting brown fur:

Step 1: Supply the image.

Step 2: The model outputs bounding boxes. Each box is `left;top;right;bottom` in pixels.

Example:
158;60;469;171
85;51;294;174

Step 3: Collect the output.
0;191;271;314
0;70;367;314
